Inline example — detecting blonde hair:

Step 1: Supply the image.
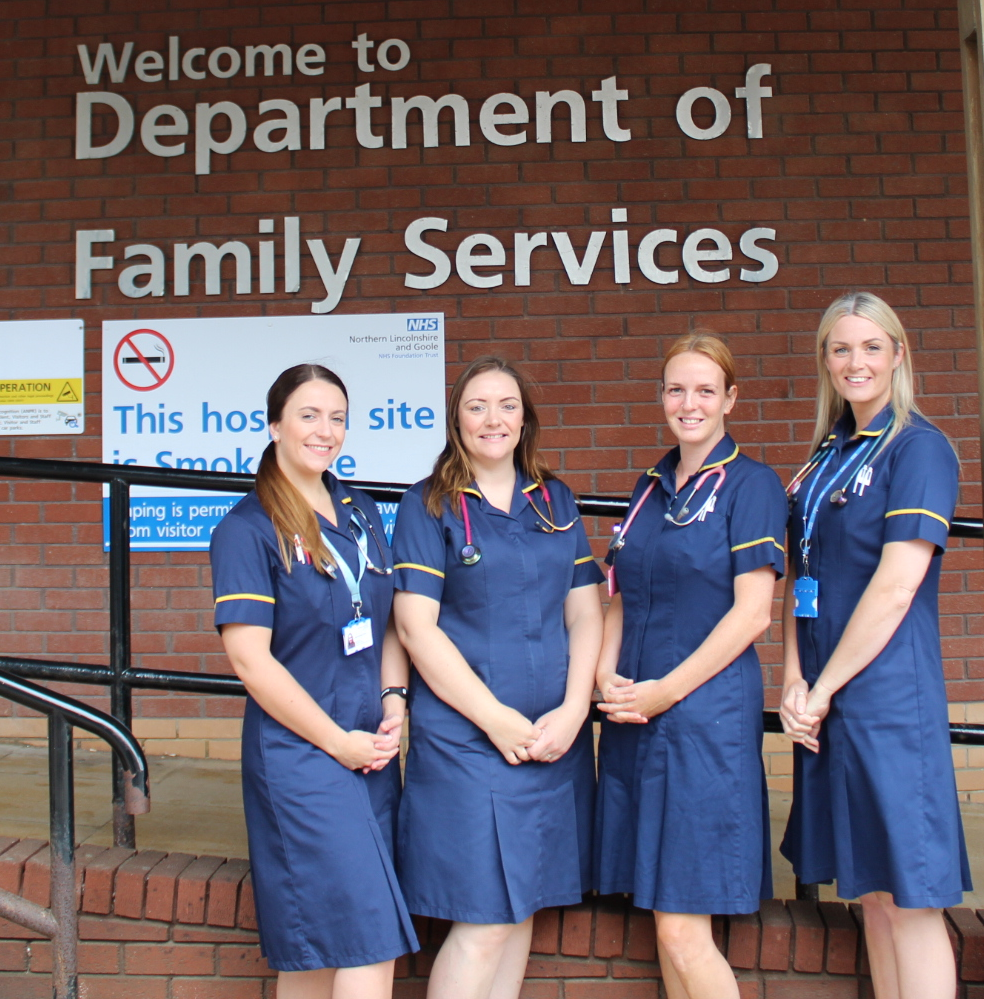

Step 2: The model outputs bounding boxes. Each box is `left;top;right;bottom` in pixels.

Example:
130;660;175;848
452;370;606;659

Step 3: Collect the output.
661;332;737;391
810;291;918;454
425;356;554;517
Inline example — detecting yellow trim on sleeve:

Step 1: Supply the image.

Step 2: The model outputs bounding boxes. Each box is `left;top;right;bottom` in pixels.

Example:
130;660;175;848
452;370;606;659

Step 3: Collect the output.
574;555;596;565
214;593;276;606
885;508;950;528
394;562;446;579
730;536;785;554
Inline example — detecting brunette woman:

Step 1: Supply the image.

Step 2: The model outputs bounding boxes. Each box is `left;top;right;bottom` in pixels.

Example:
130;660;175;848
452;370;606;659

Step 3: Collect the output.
209;364;417;999
392;356;604;999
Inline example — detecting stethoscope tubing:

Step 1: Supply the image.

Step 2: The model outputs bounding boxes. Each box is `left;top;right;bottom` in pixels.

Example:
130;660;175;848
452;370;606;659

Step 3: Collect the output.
457;482;573;565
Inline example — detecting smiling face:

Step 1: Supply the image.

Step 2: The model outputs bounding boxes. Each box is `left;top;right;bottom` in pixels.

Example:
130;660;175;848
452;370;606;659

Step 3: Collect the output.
456;370;524;469
824;314;902;426
269;378;348;483
661;351;737;454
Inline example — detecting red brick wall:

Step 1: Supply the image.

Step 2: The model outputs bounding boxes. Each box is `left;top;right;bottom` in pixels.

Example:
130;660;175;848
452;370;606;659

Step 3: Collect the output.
0;0;980;728
7;836;984;997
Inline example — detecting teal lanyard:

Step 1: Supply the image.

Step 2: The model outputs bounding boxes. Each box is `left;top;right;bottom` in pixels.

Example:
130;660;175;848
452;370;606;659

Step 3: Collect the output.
320;524;367;619
798;433;883;576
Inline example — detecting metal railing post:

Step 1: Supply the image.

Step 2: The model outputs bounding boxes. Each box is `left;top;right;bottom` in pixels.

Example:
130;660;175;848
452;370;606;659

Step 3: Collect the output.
48;711;78;999
108;478;134;848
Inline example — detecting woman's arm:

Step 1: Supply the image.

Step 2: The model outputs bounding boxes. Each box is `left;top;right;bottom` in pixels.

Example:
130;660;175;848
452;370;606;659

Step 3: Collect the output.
598;565;776;719
594;591;642;723
374;613;411;768
779;571;815;744
220;623;398;772
528;582;604;761
792;538;936;752
393;590;540;764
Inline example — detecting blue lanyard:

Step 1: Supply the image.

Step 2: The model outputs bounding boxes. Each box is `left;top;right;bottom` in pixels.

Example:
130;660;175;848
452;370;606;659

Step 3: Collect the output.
320;525;367;618
798;434;882;575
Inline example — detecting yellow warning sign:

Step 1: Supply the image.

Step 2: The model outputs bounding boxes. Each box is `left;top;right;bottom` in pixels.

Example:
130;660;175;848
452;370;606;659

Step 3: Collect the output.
0;379;83;405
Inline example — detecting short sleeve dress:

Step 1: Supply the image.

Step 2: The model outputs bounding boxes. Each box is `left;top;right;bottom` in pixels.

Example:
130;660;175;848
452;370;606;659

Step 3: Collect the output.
780;407;972;907
594;435;787;914
209;475;418;971
392;472;604;924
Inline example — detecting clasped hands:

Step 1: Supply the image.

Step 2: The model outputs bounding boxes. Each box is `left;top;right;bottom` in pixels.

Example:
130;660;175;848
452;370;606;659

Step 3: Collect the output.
485;702;585;766
779;678;833;754
596;672;677;723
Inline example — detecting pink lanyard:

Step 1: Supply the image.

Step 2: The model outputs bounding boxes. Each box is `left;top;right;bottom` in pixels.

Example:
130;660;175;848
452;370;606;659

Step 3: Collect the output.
606;479;657;597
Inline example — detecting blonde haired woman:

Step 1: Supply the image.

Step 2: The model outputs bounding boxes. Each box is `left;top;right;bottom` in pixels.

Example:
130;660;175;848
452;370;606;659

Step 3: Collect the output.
780;292;970;998
595;333;786;999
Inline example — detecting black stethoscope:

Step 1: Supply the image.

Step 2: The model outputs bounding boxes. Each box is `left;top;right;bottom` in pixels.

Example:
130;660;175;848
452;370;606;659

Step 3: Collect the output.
457;483;576;565
347;503;393;575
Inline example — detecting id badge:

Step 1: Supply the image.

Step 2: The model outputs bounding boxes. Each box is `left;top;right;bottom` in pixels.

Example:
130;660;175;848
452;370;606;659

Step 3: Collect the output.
341;616;373;656
793;577;819;618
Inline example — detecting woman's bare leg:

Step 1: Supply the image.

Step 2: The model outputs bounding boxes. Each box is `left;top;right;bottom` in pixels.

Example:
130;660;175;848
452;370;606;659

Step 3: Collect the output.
488;917;534;999
427;921;521;999
276;959;395;999
653;911;739;999
276;968;334;999
860;892;955;999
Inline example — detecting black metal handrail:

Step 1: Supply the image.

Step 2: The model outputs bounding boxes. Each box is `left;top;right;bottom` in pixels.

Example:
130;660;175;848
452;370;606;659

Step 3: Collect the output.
0;453;979;854
0;670;149;999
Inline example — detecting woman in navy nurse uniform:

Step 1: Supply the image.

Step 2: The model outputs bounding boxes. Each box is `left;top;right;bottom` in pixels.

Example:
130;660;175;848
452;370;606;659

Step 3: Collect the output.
392;356;604;999
209;364;417;999
780;292;970;999
595;334;786;999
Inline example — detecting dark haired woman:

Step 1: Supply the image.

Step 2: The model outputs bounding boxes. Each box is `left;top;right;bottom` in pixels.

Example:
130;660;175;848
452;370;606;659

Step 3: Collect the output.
392;357;604;999
209;364;417;999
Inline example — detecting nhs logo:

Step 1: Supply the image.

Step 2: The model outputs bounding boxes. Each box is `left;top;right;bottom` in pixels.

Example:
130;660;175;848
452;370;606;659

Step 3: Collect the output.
406;317;439;332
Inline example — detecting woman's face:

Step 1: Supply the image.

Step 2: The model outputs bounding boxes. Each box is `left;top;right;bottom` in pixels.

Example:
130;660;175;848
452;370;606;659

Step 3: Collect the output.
269;379;348;481
456;370;524;467
661;351;736;450
824;314;901;413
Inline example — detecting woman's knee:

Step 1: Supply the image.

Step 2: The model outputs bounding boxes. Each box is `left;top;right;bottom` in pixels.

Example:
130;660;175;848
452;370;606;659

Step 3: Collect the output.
449;921;517;961
860;892;939;929
654;912;712;964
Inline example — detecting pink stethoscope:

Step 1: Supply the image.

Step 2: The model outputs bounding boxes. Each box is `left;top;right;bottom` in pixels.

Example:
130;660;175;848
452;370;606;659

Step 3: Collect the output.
458;483;576;565
607;466;727;595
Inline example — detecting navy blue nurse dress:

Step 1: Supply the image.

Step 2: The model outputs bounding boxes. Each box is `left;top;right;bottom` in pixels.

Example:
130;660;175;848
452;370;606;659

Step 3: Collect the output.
780;407;971;907
594;435;786;914
209;475;418;971
392;472;604;924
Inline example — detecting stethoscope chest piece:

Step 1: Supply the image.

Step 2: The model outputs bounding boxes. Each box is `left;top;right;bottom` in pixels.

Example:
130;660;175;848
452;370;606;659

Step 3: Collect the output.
459;543;482;566
830;489;848;507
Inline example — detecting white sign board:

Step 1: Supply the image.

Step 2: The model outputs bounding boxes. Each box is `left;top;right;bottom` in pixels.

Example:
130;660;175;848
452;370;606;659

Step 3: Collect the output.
0;320;84;435
101;314;445;550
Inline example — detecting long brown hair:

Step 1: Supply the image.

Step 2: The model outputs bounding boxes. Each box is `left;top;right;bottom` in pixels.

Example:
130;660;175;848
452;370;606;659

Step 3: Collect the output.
255;364;348;574
425;356;554;517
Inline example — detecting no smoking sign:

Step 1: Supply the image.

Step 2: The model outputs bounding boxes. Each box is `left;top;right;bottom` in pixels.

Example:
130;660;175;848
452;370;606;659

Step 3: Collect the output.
114;329;174;391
